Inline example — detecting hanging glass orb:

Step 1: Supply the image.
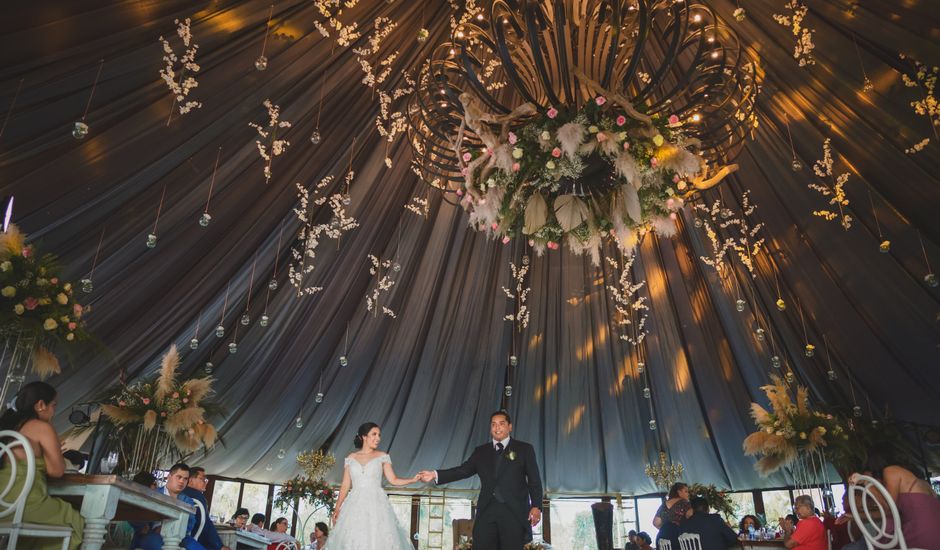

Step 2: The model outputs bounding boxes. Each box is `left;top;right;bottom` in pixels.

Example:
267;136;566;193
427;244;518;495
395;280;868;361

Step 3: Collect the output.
215;325;225;338
785;371;795;383
642;387;651;399
924;273;938;287
189;337;199;350
228;342;237;354
791;158;803;171
295;415;303;428
879;240;891;253
199;212;212;227
509;355;518;367
771;355;781;369
268;278;278;291
146;234;158;249
735;298;746;312
80;278;93;294
521;255;530;266
339;355;348;367
862;77;874;93
637;361;645;374
504;385;513;397
342;194;352;206
315;392;324;404
254;55;268;71
649;420;657;431
853;405;862;417
417;28;429;43
776;298;786;311
755;327;765;341
260;314;270;327
204;361;214;374
827;369;837;381
392;262;402;272
805;344;815;357
310;130;321;145
276;448;286;459
265;463;273;471
240;313;251;326
72;121;89;139
693;217;703;228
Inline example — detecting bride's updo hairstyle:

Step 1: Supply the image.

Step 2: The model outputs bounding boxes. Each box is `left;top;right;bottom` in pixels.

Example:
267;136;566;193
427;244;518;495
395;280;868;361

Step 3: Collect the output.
353;422;380;449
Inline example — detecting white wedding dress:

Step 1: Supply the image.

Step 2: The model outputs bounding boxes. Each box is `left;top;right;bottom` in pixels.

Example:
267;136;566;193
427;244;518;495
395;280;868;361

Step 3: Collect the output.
327;454;414;549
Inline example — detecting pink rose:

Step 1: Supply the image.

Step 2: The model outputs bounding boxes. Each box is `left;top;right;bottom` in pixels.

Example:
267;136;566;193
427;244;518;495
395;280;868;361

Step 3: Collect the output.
547;107;558;119
73;304;83;314
596;132;607;142
68;322;77;330
669;212;678;220
511;162;521;172
118;400;126;407
616;115;627;126
24;297;38;311
491;223;499;230
462;152;472;162
623;142;630;151
486;148;493;157
172;392;179;399
182;398;189;404
666;198;675;209
673;174;680;183
142;398;150;405
551;147;562;158
456;189;464;196
502;236;511;244
668;114;680;125
595;96;606;106
508;132;518;144
650;157;658;168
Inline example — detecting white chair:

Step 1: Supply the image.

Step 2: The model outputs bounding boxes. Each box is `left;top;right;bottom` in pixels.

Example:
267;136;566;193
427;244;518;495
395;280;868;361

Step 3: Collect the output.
847;474;926;550
0;430;73;550
678;532;702;550
191;498;207;540
658;539;672;550
275;541;297;550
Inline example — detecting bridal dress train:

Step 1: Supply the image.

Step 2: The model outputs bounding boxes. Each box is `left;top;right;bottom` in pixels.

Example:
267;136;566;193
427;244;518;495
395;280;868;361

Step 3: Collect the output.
328;454;414;550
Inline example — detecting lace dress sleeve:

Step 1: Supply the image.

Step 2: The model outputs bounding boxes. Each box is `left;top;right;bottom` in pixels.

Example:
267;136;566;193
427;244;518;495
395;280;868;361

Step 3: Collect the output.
380;454;392;465
344;456;354;467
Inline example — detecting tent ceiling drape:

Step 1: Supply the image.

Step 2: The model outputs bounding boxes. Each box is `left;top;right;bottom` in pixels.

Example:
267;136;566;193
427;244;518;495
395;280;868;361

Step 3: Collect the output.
0;0;938;494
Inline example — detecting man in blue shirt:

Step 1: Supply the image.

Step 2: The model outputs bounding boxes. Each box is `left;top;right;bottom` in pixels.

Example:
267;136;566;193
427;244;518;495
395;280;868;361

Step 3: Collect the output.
183;466;231;550
130;463;208;550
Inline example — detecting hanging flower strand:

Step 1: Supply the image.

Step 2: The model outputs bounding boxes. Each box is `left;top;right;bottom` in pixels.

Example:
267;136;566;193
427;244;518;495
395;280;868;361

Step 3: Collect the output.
899;55;939;152
772;1;815;67
809;138;852;230
693;191;764;275
606;252;649;347
366;254;396;318
501;255;531;330
159;18;201;121
248;99;291;184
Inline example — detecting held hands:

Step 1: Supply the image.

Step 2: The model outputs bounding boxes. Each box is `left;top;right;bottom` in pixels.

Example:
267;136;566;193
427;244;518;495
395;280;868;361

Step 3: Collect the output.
528;507;541;527
416;470;436;483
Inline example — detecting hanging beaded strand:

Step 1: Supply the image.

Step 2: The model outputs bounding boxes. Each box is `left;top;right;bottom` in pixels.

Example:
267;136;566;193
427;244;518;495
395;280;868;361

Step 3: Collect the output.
255;4;275;71
0;78;24;138
200;146;222;227
146;185;167;248
73;59;104;139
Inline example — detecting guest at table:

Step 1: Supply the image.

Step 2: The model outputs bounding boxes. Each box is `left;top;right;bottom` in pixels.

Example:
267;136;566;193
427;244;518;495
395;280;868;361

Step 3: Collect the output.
625;529;639;550
228;508;249;530
183;466;230;550
264;516;299;548
821;493;852;549
0;381;84;550
738;514;761;537
132;462;208;550
311;521;329;549
783;495;826;550
652;482;693;549
247;513;269;537
679;496;738;549
636;531;653;550
132;471;158;490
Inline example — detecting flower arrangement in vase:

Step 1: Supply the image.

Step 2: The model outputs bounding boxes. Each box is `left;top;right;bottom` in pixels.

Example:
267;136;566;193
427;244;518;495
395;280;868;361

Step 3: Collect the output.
274;449;337;514
689;483;737;520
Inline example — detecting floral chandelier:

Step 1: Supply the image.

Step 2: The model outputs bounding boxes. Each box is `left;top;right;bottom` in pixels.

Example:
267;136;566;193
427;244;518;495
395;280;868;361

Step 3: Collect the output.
408;0;760;261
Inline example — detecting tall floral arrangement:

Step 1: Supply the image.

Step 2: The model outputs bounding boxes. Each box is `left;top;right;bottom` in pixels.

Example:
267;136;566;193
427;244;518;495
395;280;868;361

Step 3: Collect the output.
274;450;337;514
0;225;91;377
689;483;737;520
743;375;846;475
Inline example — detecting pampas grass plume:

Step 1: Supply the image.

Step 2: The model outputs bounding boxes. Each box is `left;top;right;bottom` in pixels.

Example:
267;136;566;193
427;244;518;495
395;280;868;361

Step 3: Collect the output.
155;345;180;404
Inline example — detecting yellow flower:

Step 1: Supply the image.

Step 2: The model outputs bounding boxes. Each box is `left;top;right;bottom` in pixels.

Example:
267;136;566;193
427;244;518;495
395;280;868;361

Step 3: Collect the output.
652;134;664;146
512;148;524;159
817;426;827;435
546;160;556;170
60;316;70;323
66;333;75;342
63;283;72;292
618;132;627;141
38;297;51;305
0;261;11;272
799;432;807;440
56;293;69;305
776;298;786;311
540;130;551;141
13;304;24;315
1;286;15;298
588;125;599;134
43;318;58;331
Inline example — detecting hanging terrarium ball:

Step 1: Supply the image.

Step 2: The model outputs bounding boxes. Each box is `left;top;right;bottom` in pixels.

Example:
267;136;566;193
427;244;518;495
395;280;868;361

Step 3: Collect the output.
72;121;89;139
295;415;303;428
254;55;268;71
649;420;657;431
146;234;158;249
879;240;891;253
805;344;815;357
735;298;746;312
339;355;348;367
924;273;938;288
80;278;93;294
521;255;530;266
417;28;430;43
785;371;795;383
776;298;786;311
827;369;837;381
204;361;214;374
315;392;324;404
199;212;212;227
637;361;645;374
771;355;781;369
240;313;250;326
504;385;513;397
862;77;874;93
310;130;322;145
509;355;518;367
791;158;803;171
260;314;270;327
853;405;862;417
642;387;651;399
276;448;286;459
215;325;225;338
342;194;352;206
265;463;273;471
755;327;765;341
693;217;703;228
189;337;199;350
228;342;237;354
268;278;278;291
392;262;402;272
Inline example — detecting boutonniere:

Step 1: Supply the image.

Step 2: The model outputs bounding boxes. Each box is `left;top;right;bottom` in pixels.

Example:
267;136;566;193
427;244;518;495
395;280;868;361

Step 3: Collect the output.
506;450;517;461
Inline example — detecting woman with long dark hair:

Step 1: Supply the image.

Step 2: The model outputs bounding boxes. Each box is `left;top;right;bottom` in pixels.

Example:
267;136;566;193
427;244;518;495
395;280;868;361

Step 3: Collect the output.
0;381;84;549
327;422;418;549
652;482;692;549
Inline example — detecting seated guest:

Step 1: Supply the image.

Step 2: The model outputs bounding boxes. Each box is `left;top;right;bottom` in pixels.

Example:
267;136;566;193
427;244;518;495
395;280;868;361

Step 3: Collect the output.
228;508;249;530
636;531;653;550
679;496;738;549
311;521;329;549
132;463;207;550
183;466;231;550
782;495;826;550
739;514;761;536
0;381;84;550
821;493;852;549
624;529;639;550
247;513;268;536
132;471;158;490
264;517;299;548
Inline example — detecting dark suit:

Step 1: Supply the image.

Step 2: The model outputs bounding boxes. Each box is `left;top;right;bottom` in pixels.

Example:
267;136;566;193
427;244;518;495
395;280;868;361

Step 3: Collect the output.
678;512;739;550
437;438;543;550
182;487;225;550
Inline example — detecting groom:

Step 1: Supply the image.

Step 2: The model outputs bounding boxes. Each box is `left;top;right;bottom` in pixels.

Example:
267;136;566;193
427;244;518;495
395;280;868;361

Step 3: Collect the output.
418;410;543;550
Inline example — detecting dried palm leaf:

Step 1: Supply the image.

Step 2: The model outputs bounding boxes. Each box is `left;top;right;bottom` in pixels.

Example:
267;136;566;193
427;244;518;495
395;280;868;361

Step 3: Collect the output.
143;410;158;431
554;195;590;232
523;193;548;235
100;404;141;424
155;345;180;404
165;406;205;435
31;347;61;379
557;122;586;159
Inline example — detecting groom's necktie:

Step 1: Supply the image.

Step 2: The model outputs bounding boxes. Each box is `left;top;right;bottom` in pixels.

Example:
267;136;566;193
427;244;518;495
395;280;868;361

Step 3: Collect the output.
495;442;504;453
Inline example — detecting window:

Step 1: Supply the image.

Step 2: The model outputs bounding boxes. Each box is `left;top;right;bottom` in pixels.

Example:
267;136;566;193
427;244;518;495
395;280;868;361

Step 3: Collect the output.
209;480;241;521
761;490;793;524
549;498;600;550
636;496;663;542
831;484;847;515
241;483;270;525
728;492;756;524
612;497;637;548
296;493;330;544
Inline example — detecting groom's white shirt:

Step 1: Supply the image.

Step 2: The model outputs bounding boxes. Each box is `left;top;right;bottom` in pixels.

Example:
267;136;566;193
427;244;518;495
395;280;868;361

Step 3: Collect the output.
434;437;511;483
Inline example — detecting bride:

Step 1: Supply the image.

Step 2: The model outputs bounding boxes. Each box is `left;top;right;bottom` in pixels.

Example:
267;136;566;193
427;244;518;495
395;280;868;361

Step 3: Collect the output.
328;422;417;549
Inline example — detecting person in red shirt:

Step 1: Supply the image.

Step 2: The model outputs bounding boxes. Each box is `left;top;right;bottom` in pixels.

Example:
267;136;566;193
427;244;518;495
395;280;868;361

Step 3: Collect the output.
784;495;827;550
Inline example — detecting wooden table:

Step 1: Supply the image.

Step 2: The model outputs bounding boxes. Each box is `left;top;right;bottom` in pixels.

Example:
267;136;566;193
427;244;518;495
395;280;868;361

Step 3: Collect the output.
49;474;194;550
739;540;787;549
215;524;272;549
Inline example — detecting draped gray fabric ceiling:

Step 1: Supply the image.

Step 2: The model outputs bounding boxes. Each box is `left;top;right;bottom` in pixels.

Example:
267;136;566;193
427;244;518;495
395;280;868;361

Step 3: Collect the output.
1;0;938;494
